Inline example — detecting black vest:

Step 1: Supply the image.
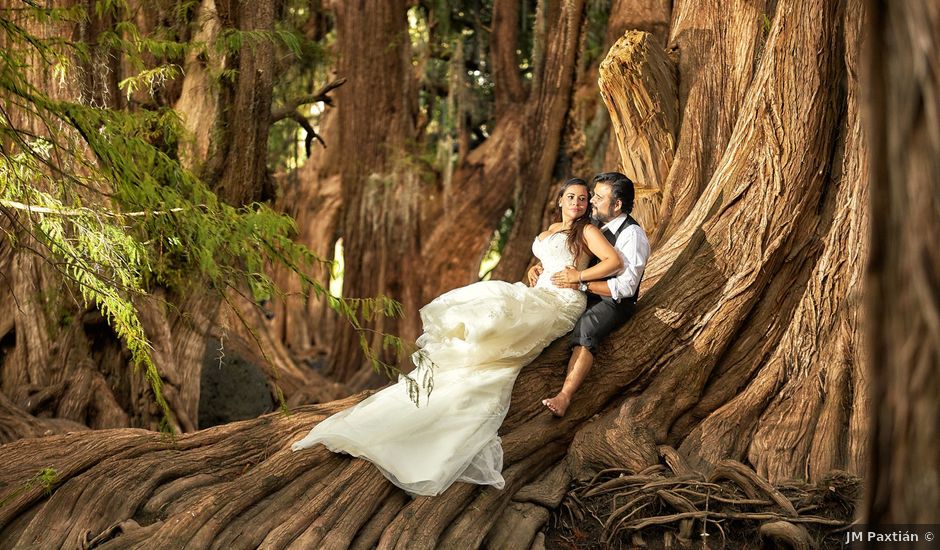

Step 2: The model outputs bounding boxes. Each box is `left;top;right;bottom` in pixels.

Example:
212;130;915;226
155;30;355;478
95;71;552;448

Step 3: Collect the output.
591;216;642;303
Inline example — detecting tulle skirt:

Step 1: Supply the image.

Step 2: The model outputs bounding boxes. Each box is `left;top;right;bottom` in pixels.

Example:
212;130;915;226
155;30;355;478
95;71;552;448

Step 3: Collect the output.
291;280;585;496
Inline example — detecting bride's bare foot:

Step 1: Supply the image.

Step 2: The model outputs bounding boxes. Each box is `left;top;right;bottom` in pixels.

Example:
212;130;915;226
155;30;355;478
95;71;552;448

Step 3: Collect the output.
541;393;571;417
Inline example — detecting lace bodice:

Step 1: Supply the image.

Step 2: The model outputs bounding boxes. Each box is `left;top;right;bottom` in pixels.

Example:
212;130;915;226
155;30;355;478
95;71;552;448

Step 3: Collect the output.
531;232;590;290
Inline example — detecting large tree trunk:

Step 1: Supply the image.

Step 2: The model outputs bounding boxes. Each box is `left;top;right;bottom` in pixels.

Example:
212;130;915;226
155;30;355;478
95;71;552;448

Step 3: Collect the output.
266;110;343;366
648;0;772;248
324;0;422;386
861;0;940;525
0;0;889;547
568;0;854;479
597;29;678;232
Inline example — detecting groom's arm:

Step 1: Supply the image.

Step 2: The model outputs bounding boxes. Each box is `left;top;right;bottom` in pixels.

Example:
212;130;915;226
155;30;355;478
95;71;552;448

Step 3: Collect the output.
552;275;613;297
583;280;613;297
606;226;650;300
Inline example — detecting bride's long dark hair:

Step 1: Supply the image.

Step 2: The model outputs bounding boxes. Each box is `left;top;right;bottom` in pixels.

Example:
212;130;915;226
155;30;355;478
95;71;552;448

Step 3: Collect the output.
555;178;593;262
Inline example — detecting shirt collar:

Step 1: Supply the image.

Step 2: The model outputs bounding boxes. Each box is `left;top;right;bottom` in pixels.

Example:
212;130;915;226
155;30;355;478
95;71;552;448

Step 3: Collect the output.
602;213;629;233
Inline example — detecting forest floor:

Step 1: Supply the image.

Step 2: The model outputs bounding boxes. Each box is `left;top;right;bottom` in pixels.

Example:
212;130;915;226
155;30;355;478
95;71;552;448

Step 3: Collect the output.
543;467;860;549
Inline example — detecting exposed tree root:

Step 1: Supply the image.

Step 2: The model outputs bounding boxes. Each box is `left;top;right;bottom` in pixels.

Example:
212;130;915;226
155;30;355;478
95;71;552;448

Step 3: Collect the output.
546;449;859;549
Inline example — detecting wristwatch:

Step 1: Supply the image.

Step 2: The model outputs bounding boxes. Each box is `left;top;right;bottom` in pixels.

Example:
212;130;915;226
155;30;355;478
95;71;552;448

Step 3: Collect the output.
579;281;589;292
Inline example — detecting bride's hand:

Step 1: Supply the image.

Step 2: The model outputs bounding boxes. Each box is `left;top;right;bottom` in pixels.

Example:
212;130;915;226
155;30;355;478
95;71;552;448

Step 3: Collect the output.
551;266;581;287
527;264;544;287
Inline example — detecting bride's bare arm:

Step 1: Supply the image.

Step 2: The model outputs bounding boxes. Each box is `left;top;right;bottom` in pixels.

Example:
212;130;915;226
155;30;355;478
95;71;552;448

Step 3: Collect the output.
552;225;623;286
578;225;623;280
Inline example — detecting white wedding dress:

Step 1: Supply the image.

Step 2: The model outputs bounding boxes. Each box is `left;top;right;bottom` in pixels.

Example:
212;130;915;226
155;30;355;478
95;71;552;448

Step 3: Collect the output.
291;232;588;495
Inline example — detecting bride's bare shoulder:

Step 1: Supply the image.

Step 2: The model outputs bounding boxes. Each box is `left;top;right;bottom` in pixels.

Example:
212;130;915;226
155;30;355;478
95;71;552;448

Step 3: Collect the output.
581;224;603;238
537;222;563;240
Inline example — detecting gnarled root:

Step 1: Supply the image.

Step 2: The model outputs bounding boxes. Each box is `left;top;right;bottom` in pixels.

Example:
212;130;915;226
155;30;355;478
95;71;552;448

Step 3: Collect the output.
546;450;859;548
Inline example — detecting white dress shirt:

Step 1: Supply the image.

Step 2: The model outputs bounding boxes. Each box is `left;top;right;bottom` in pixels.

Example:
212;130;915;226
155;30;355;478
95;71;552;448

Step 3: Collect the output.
601;214;650;301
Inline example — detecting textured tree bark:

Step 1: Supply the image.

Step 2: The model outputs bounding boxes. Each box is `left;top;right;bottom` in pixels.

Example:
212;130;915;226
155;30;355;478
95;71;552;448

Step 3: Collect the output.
743;0;869;482
263;68;348;373
0;390;87;444
174;0;225;172
208;0;277;206
569;0;854;481
862;0;940;526
677;0;869;478
598;30;678;231
490;0;527;113
648;0;770;248
595;0;673;180
266;119;342;364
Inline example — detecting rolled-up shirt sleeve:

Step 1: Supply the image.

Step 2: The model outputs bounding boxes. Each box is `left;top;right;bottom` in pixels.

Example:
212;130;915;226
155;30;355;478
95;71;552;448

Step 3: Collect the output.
606;225;650;301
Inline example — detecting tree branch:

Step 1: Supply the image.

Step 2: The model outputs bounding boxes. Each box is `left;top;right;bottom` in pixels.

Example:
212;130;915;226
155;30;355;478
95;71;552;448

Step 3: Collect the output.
490;0;527;110
270;78;345;156
270;77;347;121
284;112;324;157
0;200;187;218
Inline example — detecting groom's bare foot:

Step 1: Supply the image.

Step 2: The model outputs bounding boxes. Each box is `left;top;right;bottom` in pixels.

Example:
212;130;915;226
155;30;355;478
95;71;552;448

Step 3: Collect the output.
542;393;571;417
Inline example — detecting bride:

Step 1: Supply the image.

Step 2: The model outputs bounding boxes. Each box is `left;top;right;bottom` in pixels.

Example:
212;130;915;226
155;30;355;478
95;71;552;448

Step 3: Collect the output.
291;178;623;496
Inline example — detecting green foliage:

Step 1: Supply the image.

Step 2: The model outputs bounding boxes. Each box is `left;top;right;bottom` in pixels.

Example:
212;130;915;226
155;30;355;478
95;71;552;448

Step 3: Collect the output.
583;0;612;66
94;0;130;18
118;65;183;101
0;4;417;428
99;24;189;63
33;467;59;494
406;348;435;407
215;28;302;58
0;153;161;417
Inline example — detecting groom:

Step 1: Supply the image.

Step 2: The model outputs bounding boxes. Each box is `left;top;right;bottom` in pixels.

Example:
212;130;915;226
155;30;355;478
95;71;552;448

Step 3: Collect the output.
531;172;650;416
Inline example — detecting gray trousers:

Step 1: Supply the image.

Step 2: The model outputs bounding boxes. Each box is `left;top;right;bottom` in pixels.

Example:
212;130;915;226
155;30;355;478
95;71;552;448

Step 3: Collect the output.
568;295;636;355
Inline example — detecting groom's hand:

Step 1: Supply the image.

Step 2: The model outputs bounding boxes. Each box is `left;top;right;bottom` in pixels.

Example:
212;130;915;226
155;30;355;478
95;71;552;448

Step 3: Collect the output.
527;264;544;287
552;266;580;287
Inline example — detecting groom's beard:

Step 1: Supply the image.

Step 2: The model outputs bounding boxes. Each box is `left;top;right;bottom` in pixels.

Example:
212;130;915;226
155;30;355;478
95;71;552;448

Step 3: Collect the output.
593;207;620;224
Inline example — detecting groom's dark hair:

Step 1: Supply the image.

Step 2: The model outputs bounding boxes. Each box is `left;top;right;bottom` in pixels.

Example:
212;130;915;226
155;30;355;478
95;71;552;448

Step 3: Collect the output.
592;172;635;214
